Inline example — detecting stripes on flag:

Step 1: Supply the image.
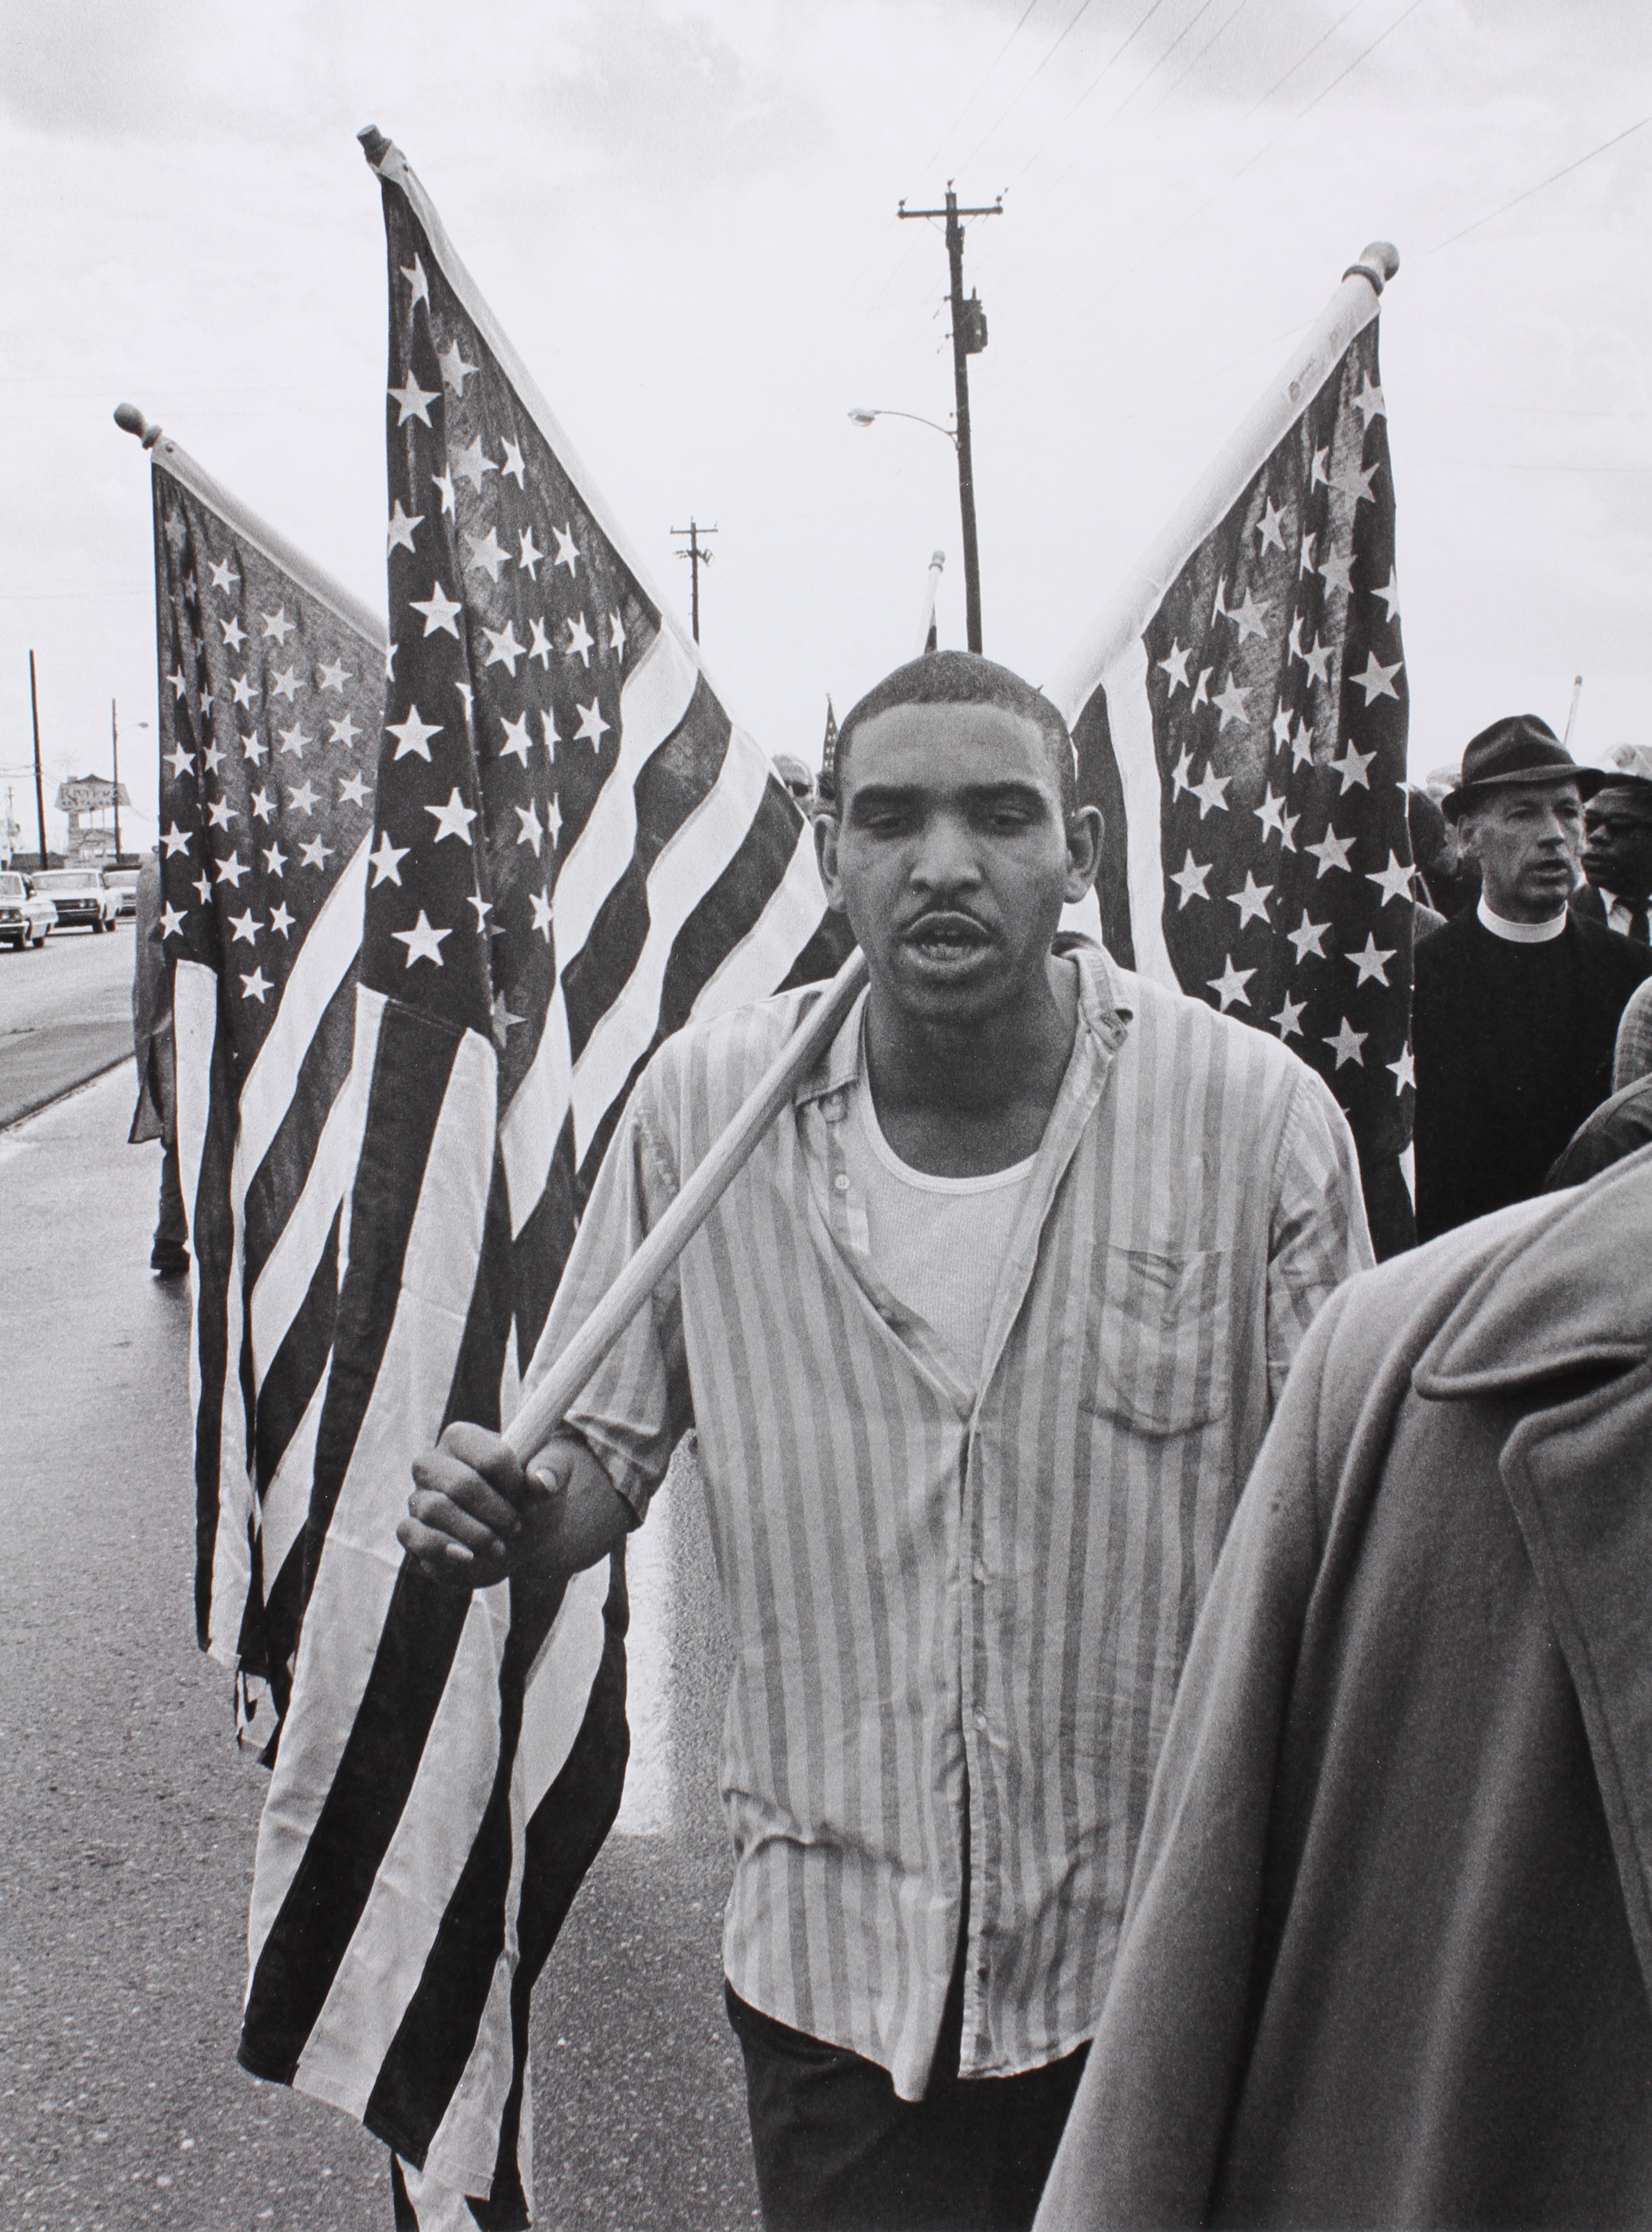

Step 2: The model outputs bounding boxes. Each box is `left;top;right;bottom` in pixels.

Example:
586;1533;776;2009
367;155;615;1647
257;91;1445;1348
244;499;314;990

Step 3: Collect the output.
238;127;830;2222
145;443;386;1723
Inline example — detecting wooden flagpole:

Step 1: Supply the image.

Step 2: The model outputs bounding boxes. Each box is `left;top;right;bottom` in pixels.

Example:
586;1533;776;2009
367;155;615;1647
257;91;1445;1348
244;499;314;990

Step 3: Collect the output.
504;941;868;1464
1047;241;1399;722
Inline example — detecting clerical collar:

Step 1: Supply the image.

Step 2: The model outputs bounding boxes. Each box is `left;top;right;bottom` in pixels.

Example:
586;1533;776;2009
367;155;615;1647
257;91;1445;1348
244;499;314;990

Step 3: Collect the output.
1477;897;1568;944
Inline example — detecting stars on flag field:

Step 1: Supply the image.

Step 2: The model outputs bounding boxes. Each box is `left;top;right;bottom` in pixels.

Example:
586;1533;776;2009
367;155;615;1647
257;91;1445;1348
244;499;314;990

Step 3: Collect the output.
153;483;380;1022
363;267;645;1010
1139;334;1414;1111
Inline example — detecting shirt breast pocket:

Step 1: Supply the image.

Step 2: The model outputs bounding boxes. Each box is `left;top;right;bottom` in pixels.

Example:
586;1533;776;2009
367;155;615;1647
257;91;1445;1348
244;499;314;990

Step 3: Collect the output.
1081;1243;1233;1438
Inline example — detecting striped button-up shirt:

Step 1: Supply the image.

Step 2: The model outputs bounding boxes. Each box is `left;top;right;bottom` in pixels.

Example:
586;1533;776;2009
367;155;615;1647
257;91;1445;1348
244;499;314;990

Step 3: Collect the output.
531;946;1372;2098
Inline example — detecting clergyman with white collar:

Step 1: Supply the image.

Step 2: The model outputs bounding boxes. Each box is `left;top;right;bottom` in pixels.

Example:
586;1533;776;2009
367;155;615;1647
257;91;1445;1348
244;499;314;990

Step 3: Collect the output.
1412;714;1652;1240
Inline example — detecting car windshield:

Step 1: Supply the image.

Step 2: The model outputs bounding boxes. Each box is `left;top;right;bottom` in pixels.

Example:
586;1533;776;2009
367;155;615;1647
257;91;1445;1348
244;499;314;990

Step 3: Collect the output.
0;875;23;897
35;872;98;892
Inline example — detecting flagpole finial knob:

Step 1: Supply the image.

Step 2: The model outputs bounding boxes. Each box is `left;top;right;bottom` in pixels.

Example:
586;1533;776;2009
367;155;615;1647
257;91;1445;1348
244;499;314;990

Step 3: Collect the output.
358;124;391;168
1344;241;1400;294
114;402;163;449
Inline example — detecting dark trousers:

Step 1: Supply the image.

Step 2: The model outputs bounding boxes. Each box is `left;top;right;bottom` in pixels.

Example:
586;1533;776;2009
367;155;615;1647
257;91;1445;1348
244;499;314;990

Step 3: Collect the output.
152;1137;188;1270
726;1967;1088;2232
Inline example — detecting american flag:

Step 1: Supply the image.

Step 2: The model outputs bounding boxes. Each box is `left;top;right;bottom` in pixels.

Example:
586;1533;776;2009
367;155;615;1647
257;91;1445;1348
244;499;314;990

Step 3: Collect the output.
236;131;831;2223
1055;282;1412;1251
144;434;385;1721
819;695;839;796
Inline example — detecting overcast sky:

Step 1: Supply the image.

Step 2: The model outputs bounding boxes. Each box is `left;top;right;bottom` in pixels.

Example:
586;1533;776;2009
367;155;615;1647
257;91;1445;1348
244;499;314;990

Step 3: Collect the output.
3;0;1649;849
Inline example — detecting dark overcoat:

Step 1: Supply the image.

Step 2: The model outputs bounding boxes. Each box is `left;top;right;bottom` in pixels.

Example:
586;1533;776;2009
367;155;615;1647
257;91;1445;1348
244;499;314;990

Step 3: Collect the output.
1036;1150;1652;2230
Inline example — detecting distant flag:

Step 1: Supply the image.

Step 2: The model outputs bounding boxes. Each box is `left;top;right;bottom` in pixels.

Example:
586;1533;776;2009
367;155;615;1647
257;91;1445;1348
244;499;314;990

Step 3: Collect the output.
819;695;839;797
237;129;834;2225
1049;245;1415;1255
916;547;945;657
126;408;386;1723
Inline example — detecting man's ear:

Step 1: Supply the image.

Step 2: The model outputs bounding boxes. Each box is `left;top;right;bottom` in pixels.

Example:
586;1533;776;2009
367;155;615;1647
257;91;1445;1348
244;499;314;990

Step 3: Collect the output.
815;810;848;912
1063;804;1104;904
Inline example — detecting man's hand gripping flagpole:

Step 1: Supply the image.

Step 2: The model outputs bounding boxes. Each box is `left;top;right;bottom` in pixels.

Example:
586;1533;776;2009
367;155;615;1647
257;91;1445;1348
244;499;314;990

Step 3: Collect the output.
399;942;869;1589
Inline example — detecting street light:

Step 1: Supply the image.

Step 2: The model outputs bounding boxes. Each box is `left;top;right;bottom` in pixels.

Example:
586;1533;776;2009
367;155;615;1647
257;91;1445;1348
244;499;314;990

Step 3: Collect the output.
848;405;958;447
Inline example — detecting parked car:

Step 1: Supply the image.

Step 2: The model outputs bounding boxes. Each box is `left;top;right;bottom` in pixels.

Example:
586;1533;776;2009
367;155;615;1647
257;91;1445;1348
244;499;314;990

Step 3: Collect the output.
105;867;141;918
0;870;57;950
30;867;122;933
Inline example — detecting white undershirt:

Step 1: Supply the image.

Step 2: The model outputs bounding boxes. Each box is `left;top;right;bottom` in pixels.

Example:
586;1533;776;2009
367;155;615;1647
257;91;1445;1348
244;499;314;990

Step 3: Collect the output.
1477;896;1568;944
841;1080;1037;1384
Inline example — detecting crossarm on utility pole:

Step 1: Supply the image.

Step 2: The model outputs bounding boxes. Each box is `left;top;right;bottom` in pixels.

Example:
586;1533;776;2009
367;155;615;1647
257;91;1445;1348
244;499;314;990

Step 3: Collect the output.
671;517;718;644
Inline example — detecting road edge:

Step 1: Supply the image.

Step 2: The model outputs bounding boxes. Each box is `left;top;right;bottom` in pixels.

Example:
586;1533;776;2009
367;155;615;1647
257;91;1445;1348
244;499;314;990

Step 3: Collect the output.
1;1055;134;1137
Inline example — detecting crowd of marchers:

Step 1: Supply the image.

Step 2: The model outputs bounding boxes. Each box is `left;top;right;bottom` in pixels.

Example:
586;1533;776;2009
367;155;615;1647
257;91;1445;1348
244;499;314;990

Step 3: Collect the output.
124;662;1651;2229
391;662;1652;2232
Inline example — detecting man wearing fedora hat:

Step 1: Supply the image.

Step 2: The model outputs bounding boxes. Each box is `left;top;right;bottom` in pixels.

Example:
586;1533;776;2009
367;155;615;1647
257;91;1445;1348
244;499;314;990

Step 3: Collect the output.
1412;715;1652;1242
1571;742;1652;945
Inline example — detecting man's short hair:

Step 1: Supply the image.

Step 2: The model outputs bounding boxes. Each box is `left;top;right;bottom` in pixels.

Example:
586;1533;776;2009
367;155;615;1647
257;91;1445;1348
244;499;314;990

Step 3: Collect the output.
832;652;1077;817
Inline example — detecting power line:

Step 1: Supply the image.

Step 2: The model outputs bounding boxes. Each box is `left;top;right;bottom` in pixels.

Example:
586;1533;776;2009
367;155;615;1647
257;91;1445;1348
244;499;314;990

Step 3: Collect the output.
1116;0;1424;284
1219;0;1367;145
1006;0;1189;192
953;0;1105;178
1097;0;1222;129
919;0;1048;174
981;0;1241;264
969;0;1256;287
843;0;1046;308
979;0;1363;299
1134;0;1256;129
1128;0;1365;255
968;0;1179;258
1424;112;1652;256
1226;0;1426;187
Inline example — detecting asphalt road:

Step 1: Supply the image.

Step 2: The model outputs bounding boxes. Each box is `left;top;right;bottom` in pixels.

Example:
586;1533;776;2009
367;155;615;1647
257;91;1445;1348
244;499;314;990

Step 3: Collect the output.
0;918;137;1127
0;1069;756;2230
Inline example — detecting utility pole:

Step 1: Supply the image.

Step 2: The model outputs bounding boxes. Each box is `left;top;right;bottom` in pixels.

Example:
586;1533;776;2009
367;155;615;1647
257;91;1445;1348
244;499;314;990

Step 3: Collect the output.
110;699;123;862
671;518;718;644
898;183;1001;654
29;649;48;871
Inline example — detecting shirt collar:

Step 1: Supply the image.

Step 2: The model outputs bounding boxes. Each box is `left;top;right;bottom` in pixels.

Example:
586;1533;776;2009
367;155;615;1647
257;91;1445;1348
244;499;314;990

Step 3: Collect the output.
793;940;1134;1109
1477;896;1568;944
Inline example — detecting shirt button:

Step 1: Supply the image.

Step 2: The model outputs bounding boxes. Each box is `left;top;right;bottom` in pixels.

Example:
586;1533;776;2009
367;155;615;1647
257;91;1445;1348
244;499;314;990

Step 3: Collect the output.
973;1707;988;1733
834;1174;850;1193
972;1559;989;1586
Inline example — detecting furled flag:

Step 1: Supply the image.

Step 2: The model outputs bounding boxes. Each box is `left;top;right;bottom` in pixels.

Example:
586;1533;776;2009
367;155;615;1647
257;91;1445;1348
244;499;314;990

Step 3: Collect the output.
237;129;833;2227
131;412;385;1718
1050;245;1414;1255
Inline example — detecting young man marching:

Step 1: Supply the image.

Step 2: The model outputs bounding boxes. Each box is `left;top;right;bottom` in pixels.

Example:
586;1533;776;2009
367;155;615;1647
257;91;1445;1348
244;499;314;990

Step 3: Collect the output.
402;653;1371;2231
